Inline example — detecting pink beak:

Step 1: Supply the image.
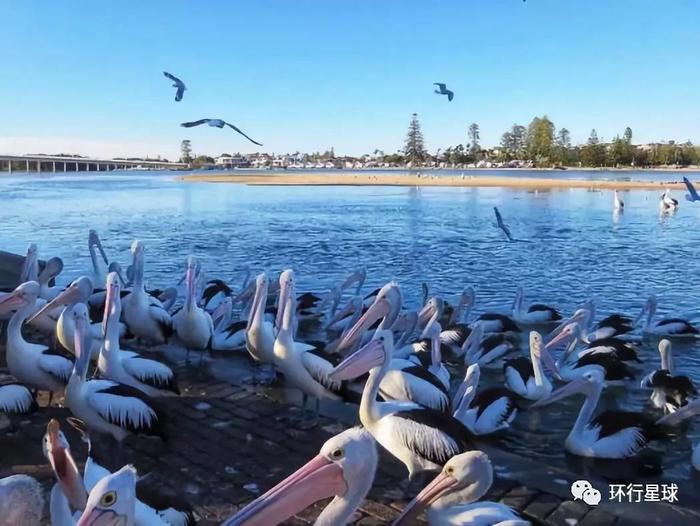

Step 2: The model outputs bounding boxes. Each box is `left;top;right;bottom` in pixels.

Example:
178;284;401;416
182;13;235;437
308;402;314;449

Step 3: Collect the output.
0;292;26;315
391;471;458;525
336;297;390;352
223;454;347;526
330;338;386;381
76;508;121;526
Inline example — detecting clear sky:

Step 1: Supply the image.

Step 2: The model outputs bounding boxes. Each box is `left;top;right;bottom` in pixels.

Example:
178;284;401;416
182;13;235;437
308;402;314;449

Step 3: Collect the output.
1;1;699;159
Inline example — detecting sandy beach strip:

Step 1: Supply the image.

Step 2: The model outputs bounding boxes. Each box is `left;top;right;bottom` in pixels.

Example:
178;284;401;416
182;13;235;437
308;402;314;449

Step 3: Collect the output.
179;172;693;190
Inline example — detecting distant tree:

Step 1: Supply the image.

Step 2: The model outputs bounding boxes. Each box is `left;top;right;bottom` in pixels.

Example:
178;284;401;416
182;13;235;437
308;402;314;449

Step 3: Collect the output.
580;129;606;166
553;127;572;165
556;128;571;148
511;124;527;157
500;131;514;160
180;140;193;163
623;127;633;143
404;113;427;164
468;123;480;155
526;116;555;165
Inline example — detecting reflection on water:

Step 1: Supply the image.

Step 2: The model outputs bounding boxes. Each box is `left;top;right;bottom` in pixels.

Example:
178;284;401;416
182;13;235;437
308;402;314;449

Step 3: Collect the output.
2;170;700;487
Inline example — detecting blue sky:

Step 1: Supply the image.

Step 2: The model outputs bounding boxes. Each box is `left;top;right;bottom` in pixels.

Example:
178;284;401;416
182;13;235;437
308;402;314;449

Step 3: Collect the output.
1;1;699;159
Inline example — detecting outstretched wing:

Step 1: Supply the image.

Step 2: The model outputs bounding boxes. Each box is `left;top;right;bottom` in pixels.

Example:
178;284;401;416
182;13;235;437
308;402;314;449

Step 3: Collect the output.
434;83;447;91
224;122;263;146
683;177;700;201
175;86;185;102
163;71;183;85
446;90;454;101
494;207;513;241
180;119;210;128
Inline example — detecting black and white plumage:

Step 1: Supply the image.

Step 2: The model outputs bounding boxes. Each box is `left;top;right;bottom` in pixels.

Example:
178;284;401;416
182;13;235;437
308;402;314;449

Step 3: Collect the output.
433;83;454;101
641;339;696;414
504;331;560;400
163;71;186;101
180;119;263;146
453;364;518;435
683;176;700;202
613;190;624;210
512;286;561;325
0;382;37;415
493;206;513;241
532;369;666;459
331;332;473;478
66;303;168;443
636;294;698;337
660;189;679;212
461;323;518;367
474;312;520;334
210;297;247;351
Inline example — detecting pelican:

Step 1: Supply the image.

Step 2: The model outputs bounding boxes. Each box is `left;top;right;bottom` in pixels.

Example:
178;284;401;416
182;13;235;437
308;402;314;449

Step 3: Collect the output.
552;304;634;342
657;398;700;471
640;339;695;413
0;281;73;403
0;475;44;526
461;323;517;367
44;419;88;514
121;241;172;344
245;272;276;367
613;190;624;210
66;303;167;443
433;83;454;101
439;287;474;358
173;256;214;366
452;364;518;435
547;322;640;363
511;286;561;326
0;381;37;428
88;230;110;286
660;189;679;212
66;418;195;525
163;71;186;102
504;331;560;400
180;119;262;146
392;451;529;526
38;256;66;301
493;206;513;241
77;465;137;526
222;427;377;526
99;272;179;397
532;369;666;458
210;296;247;351
330;332;473;480
410;320;450;390
19;243;38;282
28;276;104;360
475;311;520;334
635;295;698;337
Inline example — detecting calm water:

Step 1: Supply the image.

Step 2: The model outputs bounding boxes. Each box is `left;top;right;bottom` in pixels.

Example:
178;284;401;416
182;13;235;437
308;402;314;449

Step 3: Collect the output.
2;169;700;489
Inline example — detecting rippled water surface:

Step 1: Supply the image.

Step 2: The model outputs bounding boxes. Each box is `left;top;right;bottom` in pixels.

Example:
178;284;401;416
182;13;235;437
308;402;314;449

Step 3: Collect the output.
2;169;700;490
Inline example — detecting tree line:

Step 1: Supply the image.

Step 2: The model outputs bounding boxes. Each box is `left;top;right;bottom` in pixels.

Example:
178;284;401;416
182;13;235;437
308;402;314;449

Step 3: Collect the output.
402;114;700;168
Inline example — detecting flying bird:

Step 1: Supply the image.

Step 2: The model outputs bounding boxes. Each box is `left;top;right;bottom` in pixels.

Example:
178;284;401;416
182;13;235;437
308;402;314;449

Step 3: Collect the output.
180;119;263;146
494;207;513;241
433;83;454;101
163;71;186;102
683;177;700;202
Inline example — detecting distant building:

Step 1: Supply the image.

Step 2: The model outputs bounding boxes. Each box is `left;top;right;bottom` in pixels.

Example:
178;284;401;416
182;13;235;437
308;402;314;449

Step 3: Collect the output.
215;154;250;168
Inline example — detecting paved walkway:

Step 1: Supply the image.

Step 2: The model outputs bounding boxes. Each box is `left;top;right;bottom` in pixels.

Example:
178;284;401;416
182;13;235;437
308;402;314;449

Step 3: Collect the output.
2;358;699;525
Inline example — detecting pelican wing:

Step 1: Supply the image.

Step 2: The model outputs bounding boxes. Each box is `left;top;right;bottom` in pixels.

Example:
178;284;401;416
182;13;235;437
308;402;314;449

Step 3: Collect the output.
149;304;173;340
443;502;524;525
446;90;454;101
39;349;73;383
0;384;36;414
122;353;179;394
180;119;210;128
88;381;167;437
163;71;184;86
683;177;700;201
223;122;263;146
392;408;472;466
434;83;447;91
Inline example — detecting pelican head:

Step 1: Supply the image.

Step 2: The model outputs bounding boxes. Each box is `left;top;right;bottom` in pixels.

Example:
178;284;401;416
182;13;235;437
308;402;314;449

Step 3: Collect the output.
77;465;137;526
0;281;40;315
531;369;605;409
276;269;295;329
336;282;402;352
43;419;87;511
72;303;92;379
88;230;108;265
452;363;479;409
20;243;39;282
38;257;64;285
392;451;494;524
330;330;393;381
530;330;561;379
340;267;367;295
419;296;444;329
223;427;377;526
27;276;93;323
545;321;582;351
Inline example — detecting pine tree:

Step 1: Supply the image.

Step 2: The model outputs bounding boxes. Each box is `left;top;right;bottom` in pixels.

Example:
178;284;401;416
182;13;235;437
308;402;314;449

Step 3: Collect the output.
404;113;426;164
180;140;193;163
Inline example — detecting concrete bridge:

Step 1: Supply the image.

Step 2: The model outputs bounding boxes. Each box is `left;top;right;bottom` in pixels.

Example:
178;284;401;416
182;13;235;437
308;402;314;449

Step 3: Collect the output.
0;154;187;173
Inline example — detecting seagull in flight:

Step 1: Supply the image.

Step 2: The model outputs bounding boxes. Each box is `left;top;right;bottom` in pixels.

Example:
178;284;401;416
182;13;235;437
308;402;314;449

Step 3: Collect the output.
180;119;263;146
163;71;186;102
494;207;513;241
683;177;700;202
433;83;454;101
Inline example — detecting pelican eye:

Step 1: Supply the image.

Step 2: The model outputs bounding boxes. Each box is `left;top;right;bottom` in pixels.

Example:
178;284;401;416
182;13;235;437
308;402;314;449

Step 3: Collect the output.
100;491;117;507
330;448;344;460
445;466;455;475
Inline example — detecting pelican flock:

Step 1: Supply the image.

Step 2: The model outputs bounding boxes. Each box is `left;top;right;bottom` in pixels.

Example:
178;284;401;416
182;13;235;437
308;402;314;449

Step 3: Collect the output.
1;230;700;525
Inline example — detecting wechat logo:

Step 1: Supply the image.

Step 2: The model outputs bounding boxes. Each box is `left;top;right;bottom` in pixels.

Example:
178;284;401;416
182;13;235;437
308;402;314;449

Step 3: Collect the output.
571;480;601;506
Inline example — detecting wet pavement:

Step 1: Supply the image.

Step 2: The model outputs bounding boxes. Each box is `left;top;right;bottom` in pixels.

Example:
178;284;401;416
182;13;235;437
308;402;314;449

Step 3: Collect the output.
2;346;700;525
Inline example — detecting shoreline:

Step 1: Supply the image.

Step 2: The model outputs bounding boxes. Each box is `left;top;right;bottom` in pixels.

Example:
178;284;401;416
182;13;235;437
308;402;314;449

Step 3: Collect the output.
179;172;693;190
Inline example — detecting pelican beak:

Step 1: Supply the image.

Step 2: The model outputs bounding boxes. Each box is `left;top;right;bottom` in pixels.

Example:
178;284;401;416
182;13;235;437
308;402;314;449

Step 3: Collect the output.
0;292;26;315
211;299;230;324
532;333;561;380
417;302;435;327
46;419;87;510
275;279;293;330
223;454;347;526
102;278;119;337
391;471;458;526
89;231;108;265
547;310;586;342
27;283;81;323
325;300;356;329
233;280;256;306
530;377;587;408
336;297;390;352
340;268;366;293
544;327;572;351
76;509;123;526
330;338;385;381
20;246;38;282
